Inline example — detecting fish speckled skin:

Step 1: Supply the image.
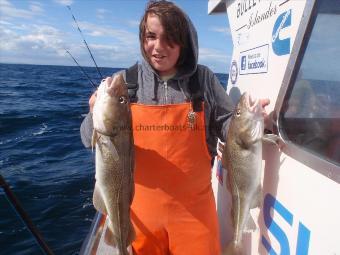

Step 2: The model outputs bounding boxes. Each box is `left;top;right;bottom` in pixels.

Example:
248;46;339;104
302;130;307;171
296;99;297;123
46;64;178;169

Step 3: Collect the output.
222;92;264;254
92;74;135;255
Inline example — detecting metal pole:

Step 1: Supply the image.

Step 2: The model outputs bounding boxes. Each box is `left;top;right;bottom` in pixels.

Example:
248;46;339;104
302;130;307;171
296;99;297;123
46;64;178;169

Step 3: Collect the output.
0;175;54;255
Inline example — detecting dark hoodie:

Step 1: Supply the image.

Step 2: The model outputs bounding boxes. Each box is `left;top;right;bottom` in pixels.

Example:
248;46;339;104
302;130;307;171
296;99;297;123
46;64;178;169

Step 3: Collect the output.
80;13;234;157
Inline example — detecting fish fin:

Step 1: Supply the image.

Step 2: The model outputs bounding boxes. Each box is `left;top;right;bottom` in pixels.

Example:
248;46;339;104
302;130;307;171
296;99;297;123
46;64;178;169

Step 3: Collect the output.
107;138;119;162
130;140;135;175
263;134;283;148
222;241;244;255
225;168;232;193
250;186;262;209
130;143;135;203
104;220;117;247
91;130;99;152
127;246;134;255
244;214;257;232
127;221;136;245
93;184;107;215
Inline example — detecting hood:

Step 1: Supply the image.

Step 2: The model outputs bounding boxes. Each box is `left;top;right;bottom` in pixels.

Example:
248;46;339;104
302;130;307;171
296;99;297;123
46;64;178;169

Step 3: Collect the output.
141;12;198;80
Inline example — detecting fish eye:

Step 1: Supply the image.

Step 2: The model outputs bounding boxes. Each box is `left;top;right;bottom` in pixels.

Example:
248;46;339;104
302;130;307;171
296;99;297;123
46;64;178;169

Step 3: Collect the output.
119;96;128;104
235;109;241;116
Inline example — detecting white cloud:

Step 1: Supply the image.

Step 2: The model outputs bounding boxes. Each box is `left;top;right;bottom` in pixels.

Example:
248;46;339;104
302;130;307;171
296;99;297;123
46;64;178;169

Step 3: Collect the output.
77;21;138;46
96;8;109;20
0;20;140;68
54;0;73;6
210;26;231;36
199;48;229;62
69;45;136;68
128;20;140;28
30;2;44;13
0;26;18;51
199;48;230;73
60;41;141;69
0;20;12;26
0;23;65;55
0;0;41;20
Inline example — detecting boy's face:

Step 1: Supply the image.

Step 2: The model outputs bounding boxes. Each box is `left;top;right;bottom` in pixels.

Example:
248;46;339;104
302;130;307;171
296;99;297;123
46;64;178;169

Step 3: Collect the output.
143;14;180;76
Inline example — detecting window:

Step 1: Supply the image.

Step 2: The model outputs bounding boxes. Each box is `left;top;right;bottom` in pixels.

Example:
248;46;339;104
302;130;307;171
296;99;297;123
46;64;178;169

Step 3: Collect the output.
280;0;340;165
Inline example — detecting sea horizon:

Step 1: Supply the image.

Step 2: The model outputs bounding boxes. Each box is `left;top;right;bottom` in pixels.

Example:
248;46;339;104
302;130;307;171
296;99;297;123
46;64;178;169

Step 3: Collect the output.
0;62;229;75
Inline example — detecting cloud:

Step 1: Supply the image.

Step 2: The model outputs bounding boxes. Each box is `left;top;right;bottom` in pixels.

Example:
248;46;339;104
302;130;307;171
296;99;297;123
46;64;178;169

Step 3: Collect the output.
54;0;73;6
85;43;140;67
199;48;230;62
0;19;140;68
0;20;12;26
210;26;231;36
128;20;140;28
0;25;17;51
198;48;231;73
29;1;44;13
60;41;141;69
0;23;66;55
0;0;43;20
76;21;138;46
96;8;110;20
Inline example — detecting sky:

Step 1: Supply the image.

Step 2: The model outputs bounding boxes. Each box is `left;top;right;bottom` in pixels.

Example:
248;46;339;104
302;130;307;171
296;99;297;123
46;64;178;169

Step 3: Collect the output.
0;0;233;73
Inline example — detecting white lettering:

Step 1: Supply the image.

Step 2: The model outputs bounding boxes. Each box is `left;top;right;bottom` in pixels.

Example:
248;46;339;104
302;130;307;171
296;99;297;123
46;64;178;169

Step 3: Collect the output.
248;1;277;29
272;9;291;42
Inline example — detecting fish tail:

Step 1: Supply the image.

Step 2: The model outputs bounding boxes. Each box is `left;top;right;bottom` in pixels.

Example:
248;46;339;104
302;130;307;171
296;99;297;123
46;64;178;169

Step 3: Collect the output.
222;241;243;255
117;238;130;255
104;223;116;247
105;221;130;255
127;220;136;244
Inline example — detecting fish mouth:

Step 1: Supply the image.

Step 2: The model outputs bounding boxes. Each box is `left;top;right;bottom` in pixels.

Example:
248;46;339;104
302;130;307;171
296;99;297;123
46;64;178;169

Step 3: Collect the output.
105;82;117;97
245;93;261;114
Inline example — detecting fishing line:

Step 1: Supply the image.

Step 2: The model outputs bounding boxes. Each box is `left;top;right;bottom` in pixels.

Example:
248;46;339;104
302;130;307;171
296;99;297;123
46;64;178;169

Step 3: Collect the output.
67;5;103;80
65;49;97;89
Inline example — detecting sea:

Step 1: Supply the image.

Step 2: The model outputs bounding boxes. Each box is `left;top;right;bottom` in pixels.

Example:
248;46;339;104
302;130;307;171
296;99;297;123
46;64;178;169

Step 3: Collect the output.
0;63;228;255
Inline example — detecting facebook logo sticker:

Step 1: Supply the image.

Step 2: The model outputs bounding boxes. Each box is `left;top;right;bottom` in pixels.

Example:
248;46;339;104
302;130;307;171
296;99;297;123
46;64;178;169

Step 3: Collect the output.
241;56;247;70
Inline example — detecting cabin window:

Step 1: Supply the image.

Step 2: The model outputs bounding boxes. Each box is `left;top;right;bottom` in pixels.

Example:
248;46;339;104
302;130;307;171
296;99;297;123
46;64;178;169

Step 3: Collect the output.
280;0;340;165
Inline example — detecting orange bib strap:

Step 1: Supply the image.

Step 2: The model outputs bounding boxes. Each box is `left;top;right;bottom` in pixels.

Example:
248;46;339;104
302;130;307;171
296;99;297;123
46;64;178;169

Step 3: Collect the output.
130;102;220;255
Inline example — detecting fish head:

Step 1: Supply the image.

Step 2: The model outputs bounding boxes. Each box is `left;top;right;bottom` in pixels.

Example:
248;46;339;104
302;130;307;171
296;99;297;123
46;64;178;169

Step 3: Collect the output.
231;92;264;145
93;74;130;136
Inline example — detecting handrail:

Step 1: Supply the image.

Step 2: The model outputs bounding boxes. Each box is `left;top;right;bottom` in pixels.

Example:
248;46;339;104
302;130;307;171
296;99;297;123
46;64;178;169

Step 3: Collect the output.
0;174;54;255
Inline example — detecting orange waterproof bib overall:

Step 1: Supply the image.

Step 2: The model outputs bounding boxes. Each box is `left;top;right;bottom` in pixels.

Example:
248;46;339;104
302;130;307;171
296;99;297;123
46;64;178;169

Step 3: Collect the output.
130;102;220;255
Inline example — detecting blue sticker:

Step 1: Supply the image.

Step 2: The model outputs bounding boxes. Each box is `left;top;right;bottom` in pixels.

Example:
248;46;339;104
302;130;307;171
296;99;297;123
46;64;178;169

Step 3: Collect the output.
230;60;238;84
239;44;269;75
261;193;311;255
272;9;292;56
241;56;247;71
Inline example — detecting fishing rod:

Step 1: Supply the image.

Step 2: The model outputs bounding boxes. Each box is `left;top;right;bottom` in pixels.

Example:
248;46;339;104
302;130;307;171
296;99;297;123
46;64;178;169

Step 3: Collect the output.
65;49;97;89
67;5;103;80
0;175;54;255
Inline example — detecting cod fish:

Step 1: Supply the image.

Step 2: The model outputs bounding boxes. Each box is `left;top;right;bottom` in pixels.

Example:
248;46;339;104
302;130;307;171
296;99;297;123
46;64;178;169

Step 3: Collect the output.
222;92;279;255
92;74;135;255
